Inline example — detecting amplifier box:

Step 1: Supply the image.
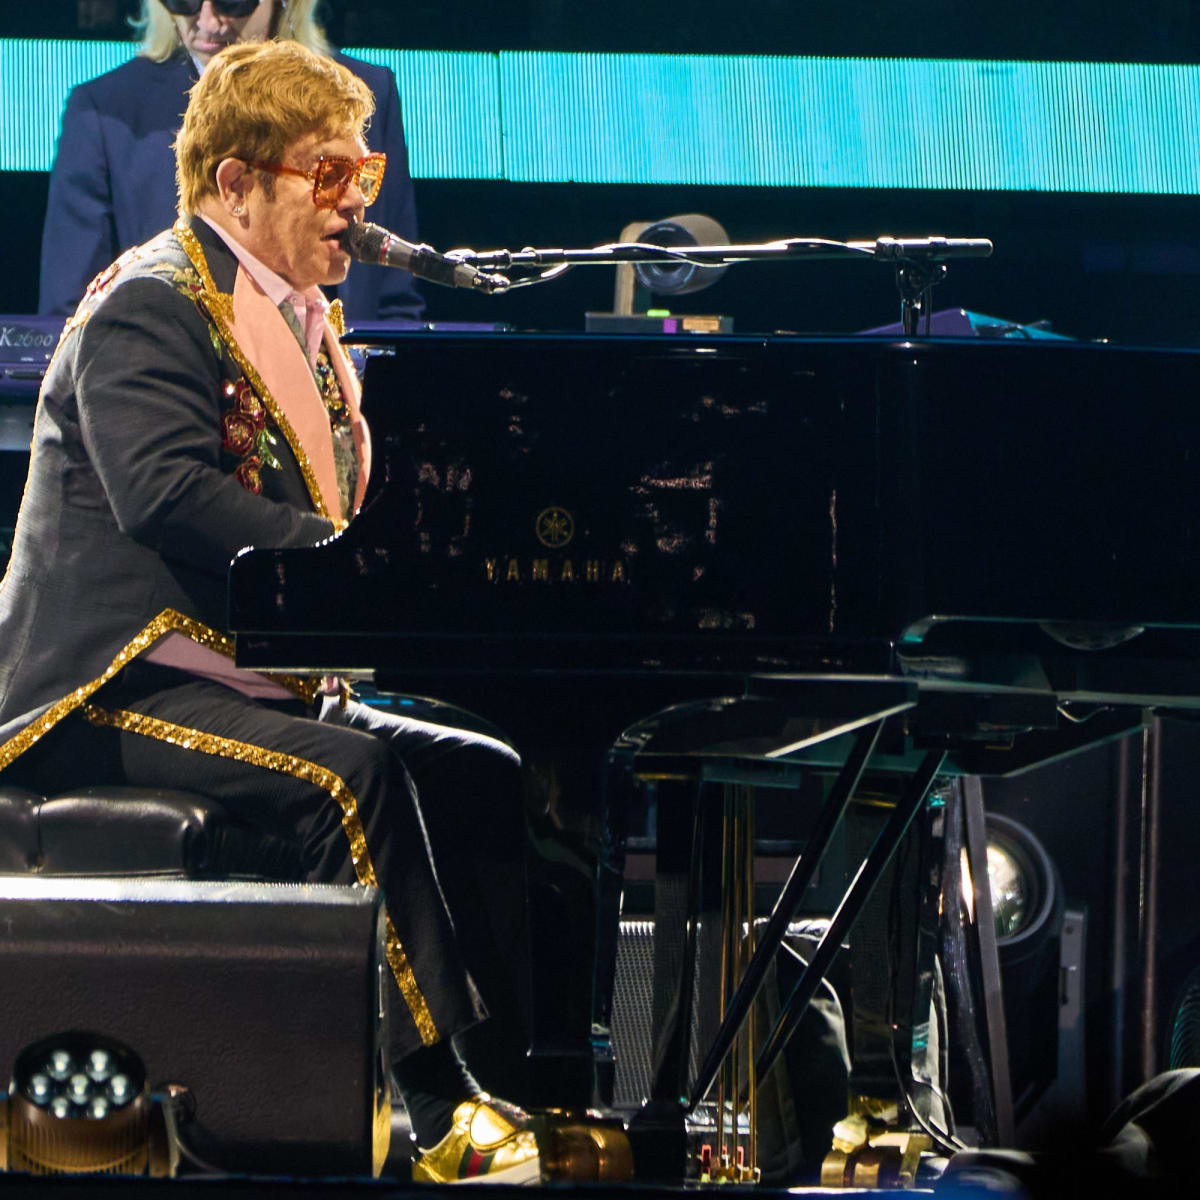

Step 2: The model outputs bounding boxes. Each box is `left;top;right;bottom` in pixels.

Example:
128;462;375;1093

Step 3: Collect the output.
0;877;390;1177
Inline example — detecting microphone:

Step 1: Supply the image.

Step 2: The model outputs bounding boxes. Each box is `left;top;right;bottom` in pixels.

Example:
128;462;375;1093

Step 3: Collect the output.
339;221;505;292
869;236;994;260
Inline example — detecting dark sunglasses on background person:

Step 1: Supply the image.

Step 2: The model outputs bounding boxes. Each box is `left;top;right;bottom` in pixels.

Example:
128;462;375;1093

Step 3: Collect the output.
158;0;262;16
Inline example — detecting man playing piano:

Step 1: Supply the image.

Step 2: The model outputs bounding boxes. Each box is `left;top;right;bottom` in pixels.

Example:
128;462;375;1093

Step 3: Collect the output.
0;39;538;1185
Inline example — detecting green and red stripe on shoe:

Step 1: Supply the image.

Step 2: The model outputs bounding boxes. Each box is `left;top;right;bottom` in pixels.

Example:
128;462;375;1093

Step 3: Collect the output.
412;1095;541;1185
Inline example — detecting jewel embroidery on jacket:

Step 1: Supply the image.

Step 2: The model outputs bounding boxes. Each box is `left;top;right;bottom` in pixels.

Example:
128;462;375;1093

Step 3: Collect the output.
140;262;226;355
142;262;205;306
315;347;347;420
82;243;149;302
221;376;281;495
316;346;358;516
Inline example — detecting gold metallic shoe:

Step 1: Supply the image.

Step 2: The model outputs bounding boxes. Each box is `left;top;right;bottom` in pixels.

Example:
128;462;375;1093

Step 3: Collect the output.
411;1095;542;1185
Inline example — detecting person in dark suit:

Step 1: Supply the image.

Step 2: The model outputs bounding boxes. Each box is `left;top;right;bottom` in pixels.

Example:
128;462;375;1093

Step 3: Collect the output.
38;0;423;320
3;39;537;1183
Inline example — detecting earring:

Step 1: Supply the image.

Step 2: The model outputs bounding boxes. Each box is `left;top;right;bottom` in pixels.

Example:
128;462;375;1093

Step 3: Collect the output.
232;203;245;216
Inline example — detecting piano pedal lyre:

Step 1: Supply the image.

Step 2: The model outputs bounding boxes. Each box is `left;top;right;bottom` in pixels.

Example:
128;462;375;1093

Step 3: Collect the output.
531;1114;634;1183
820;1102;931;1189
699;782;761;1185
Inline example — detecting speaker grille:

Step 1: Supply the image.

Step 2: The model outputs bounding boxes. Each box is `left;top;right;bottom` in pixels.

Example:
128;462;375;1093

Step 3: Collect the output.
610;916;838;1112
611;918;703;1110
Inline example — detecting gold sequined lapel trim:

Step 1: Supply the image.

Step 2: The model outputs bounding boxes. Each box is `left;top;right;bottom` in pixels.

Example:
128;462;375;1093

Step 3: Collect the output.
0;608;319;772
81;701;439;1046
327;297;346;338
325;298;361;379
173;220;334;523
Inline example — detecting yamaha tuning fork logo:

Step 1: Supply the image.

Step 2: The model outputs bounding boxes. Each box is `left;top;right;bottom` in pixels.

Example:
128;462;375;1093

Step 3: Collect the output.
535;506;575;549
481;505;630;586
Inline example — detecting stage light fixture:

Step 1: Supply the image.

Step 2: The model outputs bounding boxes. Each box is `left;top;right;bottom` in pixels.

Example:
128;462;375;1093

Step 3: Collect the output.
985;816;1057;945
611;213;730;317
988;841;1032;939
2;1032;172;1176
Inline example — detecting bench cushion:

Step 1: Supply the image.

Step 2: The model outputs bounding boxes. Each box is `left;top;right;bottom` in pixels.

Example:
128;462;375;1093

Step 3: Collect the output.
0;785;304;880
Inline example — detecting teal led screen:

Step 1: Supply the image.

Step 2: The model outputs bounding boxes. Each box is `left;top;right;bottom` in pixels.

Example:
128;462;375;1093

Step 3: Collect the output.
2;39;1197;193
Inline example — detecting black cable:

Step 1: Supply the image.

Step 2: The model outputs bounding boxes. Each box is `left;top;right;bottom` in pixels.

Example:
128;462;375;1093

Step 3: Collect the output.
159;1091;235;1177
1056;702;1115;725
492;263;570;291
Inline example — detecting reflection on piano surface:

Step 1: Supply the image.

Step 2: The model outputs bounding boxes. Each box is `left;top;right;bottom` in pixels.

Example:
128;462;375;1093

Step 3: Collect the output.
228;331;1200;1128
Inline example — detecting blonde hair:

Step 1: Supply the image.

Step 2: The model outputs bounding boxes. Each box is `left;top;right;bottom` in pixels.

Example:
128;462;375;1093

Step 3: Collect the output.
132;0;332;62
174;39;373;215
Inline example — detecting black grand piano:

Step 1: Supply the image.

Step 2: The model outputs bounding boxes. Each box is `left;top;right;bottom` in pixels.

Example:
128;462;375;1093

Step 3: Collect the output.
228;331;1200;1170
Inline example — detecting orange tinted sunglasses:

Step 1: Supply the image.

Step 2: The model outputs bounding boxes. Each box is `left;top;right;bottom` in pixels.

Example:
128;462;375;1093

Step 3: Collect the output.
246;153;387;209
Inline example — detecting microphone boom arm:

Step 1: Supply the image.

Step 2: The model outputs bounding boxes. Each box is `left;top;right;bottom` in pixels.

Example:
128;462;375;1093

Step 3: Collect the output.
445;236;994;315
344;218;995;315
447;234;992;271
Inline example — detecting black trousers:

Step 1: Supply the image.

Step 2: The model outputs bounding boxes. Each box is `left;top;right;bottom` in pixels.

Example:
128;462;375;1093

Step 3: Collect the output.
4;662;530;1070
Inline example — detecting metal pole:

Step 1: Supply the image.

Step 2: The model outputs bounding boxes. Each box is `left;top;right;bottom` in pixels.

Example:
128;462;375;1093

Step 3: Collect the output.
1140;718;1163;1081
744;784;757;1177
1109;735;1131;1109
648;780;706;1104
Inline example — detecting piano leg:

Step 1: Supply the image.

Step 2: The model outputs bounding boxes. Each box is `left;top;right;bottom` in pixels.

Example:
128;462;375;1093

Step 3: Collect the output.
515;681;702;1112
624;776;709;1180
521;744;621;1109
960;775;1016;1145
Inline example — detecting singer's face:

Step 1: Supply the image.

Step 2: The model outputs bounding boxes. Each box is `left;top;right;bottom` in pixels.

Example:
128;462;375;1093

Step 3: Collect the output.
241;130;368;292
173;0;275;68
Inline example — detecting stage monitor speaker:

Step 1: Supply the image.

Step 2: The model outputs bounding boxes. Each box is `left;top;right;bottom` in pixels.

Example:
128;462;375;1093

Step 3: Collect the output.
0;877;390;1177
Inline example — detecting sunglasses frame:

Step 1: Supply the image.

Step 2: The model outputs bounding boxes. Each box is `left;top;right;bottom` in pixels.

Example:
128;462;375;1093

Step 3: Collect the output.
245;154;388;210
159;0;263;15
157;0;262;13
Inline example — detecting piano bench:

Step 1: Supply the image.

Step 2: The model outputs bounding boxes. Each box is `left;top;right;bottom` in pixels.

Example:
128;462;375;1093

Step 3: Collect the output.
0;784;306;881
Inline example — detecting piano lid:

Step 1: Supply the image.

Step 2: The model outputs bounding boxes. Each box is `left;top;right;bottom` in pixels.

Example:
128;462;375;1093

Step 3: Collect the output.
229;332;1200;706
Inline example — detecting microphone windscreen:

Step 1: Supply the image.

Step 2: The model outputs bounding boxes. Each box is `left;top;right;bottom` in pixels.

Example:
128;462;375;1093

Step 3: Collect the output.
340;221;387;264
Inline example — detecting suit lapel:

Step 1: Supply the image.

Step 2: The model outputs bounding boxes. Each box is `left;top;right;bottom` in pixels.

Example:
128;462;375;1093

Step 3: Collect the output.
226;268;341;521
322;320;372;513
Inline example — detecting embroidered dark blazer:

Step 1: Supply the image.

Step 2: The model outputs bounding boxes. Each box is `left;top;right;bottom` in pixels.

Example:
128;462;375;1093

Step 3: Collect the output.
0;218;350;759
